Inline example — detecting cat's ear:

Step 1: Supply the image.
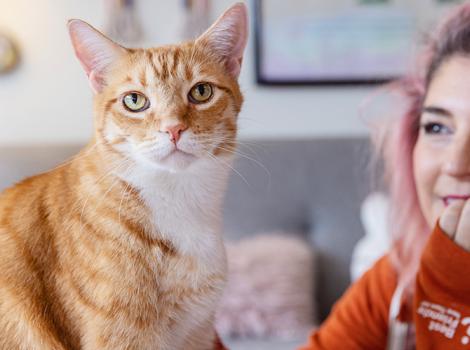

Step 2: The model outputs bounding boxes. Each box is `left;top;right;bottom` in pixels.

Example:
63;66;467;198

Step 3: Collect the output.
67;19;127;93
196;2;248;79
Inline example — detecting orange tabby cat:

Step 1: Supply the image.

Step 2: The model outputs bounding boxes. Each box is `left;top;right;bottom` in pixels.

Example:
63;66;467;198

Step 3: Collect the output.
0;3;247;349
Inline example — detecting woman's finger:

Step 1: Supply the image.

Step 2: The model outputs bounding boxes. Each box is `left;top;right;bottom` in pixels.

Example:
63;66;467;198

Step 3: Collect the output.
454;199;470;251
439;199;465;240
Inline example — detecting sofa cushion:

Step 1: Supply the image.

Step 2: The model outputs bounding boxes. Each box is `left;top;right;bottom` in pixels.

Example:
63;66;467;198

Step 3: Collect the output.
216;234;316;339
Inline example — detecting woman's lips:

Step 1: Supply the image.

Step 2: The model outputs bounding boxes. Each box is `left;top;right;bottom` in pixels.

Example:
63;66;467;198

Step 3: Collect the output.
443;195;470;206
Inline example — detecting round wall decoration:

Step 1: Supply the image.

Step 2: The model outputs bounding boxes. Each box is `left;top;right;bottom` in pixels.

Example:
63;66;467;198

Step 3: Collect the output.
0;34;19;74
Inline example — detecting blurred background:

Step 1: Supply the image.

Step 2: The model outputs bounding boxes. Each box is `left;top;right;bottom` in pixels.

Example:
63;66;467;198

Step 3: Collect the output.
0;0;404;146
0;1;463;349
0;0;459;145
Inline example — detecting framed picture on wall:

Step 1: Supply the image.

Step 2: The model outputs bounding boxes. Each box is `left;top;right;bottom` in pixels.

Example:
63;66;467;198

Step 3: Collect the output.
254;0;461;86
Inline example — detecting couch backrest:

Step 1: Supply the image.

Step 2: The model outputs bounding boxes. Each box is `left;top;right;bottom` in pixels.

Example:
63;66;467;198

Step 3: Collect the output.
223;138;372;320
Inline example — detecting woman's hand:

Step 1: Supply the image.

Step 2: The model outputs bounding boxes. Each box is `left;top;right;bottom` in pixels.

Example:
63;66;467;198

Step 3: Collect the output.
439;200;470;251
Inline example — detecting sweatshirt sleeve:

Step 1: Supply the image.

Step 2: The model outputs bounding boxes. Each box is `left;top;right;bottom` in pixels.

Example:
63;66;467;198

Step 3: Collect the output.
414;224;470;349
298;255;397;350
214;332;227;350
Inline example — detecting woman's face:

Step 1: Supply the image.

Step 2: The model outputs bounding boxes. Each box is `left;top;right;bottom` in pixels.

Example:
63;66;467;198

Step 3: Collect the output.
414;55;470;227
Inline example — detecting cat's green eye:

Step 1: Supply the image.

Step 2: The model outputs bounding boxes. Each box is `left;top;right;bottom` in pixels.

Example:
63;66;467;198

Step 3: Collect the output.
123;92;149;112
189;83;213;104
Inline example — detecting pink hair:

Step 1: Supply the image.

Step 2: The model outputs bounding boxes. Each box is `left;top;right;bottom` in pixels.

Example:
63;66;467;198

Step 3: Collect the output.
382;2;470;313
385;77;428;308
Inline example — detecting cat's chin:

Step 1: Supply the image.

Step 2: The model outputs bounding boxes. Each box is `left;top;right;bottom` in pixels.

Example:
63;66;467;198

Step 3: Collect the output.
160;150;197;171
139;150;197;173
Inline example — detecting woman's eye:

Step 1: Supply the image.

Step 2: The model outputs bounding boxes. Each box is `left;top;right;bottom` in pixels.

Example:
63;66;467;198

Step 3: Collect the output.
123;92;149;112
188;83;213;104
421;122;452;135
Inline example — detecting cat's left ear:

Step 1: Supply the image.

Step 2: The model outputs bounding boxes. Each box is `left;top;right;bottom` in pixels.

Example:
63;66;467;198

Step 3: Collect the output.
196;2;248;79
68;19;127;93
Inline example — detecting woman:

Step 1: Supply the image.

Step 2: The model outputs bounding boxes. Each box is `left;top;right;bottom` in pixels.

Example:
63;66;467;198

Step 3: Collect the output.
300;2;470;349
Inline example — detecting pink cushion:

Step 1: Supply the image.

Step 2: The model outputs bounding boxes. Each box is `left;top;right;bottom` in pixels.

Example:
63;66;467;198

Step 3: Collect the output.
216;234;317;339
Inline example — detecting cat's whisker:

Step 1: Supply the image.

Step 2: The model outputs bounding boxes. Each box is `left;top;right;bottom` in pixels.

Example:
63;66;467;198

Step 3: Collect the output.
201;137;273;200
203;149;250;187
77;174;130;236
232;143;264;160
44;141;103;174
135;139;159;150
211;144;271;181
236;116;267;125
236;138;267;148
200;135;265;149
200;137;261;161
77;157;134;234
118;180;132;226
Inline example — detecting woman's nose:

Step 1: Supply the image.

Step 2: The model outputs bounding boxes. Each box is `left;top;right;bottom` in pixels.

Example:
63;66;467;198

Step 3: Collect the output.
443;137;470;177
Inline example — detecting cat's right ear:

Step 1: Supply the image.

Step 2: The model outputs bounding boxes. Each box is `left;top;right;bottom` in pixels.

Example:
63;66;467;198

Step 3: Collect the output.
67;19;126;93
196;3;248;79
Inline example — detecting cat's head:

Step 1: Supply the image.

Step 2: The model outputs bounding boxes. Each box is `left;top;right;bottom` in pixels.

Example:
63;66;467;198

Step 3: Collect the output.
68;3;247;173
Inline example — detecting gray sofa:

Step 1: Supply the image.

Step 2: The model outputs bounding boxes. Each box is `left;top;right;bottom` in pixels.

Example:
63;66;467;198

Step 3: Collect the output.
0;137;372;349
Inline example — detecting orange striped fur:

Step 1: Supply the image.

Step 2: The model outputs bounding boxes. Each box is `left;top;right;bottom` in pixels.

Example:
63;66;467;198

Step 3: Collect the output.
0;3;247;349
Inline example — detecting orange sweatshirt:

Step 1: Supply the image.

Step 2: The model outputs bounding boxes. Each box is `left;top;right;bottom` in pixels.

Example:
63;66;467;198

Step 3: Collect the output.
298;224;470;349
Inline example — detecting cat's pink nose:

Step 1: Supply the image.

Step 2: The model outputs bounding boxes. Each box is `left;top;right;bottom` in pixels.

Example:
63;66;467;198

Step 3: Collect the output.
162;123;187;143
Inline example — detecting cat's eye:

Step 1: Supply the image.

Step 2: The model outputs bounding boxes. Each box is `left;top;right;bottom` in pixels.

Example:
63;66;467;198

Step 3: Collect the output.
123;92;150;112
189;83;213;104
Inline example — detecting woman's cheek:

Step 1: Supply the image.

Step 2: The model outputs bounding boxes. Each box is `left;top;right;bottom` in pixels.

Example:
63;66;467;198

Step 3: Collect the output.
413;139;442;227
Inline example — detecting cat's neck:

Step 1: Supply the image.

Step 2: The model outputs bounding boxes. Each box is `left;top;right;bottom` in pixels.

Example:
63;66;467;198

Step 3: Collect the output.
79;141;233;205
121;153;233;216
122;155;233;258
75;141;233;256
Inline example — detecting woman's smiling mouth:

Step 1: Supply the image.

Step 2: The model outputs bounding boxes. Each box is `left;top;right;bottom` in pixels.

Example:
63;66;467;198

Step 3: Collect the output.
443;195;470;206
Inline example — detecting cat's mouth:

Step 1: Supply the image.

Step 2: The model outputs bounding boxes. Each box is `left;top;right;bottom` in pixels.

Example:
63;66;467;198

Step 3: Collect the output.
139;143;199;171
159;148;196;165
168;148;194;158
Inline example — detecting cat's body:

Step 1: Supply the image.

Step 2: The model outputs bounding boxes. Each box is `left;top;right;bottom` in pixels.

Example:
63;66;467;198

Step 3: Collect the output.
0;3;247;349
0;147;228;350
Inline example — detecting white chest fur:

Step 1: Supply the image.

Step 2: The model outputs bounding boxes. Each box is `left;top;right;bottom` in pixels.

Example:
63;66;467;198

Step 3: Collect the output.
117;158;231;349
126;158;230;261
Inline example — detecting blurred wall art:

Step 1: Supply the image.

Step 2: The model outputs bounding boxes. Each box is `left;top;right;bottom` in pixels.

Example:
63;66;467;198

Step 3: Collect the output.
0;34;19;74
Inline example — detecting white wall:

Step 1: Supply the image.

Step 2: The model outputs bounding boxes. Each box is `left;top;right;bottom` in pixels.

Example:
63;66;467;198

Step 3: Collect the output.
0;0;443;146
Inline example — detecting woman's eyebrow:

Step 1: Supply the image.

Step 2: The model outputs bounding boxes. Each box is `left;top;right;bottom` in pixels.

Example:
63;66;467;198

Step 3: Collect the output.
422;105;452;117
